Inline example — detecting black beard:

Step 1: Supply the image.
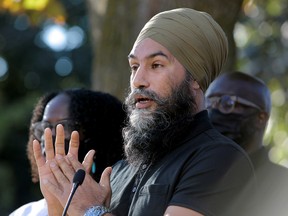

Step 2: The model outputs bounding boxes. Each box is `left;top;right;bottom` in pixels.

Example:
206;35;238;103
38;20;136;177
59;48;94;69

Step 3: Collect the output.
123;74;197;167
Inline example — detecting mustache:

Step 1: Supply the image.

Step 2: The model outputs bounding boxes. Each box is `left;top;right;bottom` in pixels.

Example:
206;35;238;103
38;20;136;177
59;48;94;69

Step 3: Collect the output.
125;88;167;108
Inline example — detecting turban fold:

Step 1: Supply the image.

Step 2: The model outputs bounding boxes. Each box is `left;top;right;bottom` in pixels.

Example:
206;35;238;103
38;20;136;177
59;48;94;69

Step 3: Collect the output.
134;8;228;91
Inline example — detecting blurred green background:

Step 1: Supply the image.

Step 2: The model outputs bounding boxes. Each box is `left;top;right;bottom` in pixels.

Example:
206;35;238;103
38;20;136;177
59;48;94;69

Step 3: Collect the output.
0;0;287;215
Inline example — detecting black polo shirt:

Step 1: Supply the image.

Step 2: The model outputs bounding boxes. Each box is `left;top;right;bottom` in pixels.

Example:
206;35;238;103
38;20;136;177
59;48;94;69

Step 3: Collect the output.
110;111;255;216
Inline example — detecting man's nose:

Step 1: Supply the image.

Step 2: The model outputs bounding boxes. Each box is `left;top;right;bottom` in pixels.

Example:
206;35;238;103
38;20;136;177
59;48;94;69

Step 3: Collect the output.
131;67;150;89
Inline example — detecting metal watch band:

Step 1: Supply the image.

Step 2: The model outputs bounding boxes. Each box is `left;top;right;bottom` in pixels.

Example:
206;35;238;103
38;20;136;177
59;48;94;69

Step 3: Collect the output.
84;205;110;216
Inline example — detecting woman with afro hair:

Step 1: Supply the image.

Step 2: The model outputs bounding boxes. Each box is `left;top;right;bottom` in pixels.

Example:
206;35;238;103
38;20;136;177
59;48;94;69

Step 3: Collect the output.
10;88;126;215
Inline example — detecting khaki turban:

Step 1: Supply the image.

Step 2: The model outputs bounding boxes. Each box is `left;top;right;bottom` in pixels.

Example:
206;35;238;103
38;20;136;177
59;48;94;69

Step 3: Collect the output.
134;8;228;92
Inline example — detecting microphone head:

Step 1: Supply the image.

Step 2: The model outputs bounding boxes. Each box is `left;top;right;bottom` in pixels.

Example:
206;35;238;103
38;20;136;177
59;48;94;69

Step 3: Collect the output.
73;169;86;185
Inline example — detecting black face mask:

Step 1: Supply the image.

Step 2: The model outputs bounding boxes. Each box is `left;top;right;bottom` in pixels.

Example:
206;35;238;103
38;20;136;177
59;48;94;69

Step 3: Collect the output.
208;109;258;148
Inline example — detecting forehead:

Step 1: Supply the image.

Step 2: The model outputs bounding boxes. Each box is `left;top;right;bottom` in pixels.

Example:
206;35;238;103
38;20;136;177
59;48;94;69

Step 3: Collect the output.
129;38;174;61
43;94;70;120
207;76;254;97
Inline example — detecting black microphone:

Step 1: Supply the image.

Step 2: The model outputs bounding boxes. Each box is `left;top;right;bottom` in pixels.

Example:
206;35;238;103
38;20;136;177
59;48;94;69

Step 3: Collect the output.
62;169;86;216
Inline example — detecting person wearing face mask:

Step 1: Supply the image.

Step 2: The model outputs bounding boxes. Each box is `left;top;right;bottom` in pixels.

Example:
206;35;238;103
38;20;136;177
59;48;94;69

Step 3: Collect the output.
206;71;288;216
10;88;125;216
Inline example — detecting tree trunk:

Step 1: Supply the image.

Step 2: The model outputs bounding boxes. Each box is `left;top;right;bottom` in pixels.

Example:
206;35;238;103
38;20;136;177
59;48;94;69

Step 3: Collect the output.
86;0;244;100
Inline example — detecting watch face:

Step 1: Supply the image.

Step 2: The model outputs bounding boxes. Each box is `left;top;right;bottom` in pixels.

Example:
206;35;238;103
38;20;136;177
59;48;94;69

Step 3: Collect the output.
84;206;110;216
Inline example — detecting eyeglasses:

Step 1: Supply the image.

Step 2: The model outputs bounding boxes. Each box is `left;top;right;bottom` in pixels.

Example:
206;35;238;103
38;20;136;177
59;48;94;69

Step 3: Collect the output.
206;95;262;114
32;119;77;141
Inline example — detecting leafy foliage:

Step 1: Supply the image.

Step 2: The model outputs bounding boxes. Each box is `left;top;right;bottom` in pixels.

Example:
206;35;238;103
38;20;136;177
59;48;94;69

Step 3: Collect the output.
0;0;66;24
0;0;91;214
236;0;288;166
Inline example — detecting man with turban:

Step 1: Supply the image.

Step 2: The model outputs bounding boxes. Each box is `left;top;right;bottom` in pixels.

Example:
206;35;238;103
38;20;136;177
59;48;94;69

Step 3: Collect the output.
33;8;255;216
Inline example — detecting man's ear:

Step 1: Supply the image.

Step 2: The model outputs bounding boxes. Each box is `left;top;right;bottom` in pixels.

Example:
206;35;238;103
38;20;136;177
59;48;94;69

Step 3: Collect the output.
190;80;205;110
191;80;200;90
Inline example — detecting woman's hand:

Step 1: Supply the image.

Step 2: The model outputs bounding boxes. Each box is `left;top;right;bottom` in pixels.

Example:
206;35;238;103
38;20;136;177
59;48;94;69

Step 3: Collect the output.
33;124;112;216
33;126;65;216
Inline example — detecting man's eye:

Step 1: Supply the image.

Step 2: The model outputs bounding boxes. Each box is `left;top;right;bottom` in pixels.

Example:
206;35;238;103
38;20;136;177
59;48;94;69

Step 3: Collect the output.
152;63;162;69
130;65;138;73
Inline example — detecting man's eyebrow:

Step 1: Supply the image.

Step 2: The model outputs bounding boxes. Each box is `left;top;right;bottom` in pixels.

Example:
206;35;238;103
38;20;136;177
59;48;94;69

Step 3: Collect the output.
128;51;168;60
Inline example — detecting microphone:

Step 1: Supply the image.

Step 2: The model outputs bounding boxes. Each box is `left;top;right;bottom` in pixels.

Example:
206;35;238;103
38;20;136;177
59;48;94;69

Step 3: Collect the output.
62;169;86;216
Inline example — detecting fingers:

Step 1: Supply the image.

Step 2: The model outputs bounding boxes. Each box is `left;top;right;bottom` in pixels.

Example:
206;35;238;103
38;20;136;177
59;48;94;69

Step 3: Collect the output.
52;144;90;185
55;124;65;156
50;158;72;185
33;139;45;167
53;153;85;183
43;160;73;207
100;167;112;188
42;125;82;183
82;150;96;173
67;152;85;172
44;128;55;161
68;131;80;159
55;154;76;183
100;167;112;207
44;124;79;160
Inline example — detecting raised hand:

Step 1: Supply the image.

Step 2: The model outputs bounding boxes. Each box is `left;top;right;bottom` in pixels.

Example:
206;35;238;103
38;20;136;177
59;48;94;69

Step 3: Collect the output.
33;126;65;216
51;154;113;215
33;124;112;216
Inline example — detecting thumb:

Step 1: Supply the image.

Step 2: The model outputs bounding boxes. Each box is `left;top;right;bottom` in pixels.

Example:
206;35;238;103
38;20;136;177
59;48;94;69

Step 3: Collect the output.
100;167;112;207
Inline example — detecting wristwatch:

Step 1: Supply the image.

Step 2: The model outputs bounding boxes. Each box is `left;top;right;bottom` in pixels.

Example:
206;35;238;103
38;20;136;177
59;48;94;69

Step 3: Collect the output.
84;205;110;216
